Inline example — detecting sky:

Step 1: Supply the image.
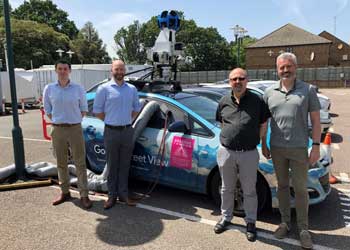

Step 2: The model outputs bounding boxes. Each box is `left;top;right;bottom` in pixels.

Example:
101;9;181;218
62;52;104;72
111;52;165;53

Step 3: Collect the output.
10;0;350;58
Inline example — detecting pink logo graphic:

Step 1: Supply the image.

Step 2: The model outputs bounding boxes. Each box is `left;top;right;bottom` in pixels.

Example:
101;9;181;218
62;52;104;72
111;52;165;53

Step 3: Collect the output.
170;136;195;169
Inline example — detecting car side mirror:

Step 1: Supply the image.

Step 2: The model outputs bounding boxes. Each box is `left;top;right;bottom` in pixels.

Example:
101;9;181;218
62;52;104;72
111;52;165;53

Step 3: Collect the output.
168;121;189;134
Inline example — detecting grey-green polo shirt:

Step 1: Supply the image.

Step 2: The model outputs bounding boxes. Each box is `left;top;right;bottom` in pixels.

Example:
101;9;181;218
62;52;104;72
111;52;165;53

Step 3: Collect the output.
263;80;320;148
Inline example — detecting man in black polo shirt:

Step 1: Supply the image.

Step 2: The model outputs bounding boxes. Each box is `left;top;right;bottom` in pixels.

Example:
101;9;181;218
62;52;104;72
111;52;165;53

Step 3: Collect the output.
214;68;269;242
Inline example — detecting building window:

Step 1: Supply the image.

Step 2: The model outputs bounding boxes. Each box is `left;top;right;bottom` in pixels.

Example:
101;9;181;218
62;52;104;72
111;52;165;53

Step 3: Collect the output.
286;47;293;53
343;54;348;61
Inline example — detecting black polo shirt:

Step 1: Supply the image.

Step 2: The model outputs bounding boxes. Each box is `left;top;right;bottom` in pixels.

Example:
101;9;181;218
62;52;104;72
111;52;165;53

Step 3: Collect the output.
216;90;270;150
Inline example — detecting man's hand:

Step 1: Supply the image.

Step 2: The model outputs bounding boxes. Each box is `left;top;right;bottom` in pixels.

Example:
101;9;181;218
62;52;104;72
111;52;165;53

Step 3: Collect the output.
309;146;320;165
262;144;271;159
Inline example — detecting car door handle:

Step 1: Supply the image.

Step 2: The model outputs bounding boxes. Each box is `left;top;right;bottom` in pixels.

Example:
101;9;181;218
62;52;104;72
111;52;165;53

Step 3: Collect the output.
137;136;148;142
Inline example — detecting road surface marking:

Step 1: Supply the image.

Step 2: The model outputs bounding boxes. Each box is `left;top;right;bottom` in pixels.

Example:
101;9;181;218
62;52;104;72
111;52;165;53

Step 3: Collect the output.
50;186;340;250
331;143;340;150
337;188;350;193
0;136;50;143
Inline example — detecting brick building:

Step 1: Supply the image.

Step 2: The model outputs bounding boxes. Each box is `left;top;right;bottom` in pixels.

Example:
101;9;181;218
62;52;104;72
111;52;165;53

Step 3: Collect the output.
319;31;350;67
245;23;350;69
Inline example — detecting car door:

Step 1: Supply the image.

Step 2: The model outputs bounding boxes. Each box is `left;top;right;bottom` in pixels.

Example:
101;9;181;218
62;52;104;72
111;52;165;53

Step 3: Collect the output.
131;97;198;190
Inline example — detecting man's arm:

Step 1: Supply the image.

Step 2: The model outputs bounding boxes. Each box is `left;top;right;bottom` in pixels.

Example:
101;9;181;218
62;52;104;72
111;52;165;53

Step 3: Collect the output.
93;86;106;121
132;111;139;120
309;110;321;165
42;85;52;120
260;121;271;159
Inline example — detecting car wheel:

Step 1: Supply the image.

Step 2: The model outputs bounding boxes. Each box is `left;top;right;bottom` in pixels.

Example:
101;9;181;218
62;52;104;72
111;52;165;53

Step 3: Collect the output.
210;170;270;216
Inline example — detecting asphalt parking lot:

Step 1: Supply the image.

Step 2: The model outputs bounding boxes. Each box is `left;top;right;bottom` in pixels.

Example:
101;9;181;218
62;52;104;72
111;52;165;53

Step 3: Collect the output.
0;88;349;250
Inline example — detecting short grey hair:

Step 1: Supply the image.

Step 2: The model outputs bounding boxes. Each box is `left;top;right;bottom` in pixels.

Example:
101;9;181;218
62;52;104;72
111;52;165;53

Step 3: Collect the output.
276;52;297;65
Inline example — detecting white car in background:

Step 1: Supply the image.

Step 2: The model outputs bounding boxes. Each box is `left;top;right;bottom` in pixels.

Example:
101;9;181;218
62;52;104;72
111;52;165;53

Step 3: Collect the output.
202;80;333;133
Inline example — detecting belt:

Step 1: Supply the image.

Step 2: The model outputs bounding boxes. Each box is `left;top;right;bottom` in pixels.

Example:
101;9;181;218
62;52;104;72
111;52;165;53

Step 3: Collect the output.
52;123;80;127
230;146;256;152
105;124;131;130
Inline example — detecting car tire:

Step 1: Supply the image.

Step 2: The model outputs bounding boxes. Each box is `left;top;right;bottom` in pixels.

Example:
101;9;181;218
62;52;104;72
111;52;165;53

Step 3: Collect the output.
210;170;270;216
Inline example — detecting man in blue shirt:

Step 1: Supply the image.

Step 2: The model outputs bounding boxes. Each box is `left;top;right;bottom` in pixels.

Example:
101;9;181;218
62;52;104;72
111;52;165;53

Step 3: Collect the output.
93;60;141;209
43;60;92;209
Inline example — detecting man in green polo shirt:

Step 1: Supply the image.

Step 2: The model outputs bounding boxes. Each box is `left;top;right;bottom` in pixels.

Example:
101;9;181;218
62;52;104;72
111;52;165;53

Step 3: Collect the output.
263;52;321;249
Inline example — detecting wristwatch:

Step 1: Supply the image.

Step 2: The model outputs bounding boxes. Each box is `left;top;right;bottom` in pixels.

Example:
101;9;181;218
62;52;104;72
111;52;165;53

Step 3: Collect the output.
312;142;320;146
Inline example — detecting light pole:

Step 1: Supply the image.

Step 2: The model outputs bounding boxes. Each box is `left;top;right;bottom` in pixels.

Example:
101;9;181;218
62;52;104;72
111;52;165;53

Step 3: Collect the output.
66;50;75;60
231;25;247;67
55;48;64;58
2;0;26;179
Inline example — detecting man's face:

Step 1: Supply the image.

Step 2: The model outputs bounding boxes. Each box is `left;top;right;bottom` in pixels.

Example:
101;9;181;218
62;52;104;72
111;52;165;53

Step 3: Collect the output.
277;58;297;81
111;62;125;81
55;63;71;79
229;69;248;94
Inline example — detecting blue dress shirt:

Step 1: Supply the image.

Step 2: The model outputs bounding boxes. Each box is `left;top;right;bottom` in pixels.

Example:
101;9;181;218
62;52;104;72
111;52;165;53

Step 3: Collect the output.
43;81;88;124
93;80;141;126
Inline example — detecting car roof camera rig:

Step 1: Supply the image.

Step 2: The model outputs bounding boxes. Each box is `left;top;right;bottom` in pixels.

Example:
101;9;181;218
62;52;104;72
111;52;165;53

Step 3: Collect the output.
143;10;185;93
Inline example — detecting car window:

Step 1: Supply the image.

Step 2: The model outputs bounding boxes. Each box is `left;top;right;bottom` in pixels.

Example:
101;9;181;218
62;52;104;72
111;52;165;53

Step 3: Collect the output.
142;98;185;129
198;92;223;103
190;119;212;137
177;96;218;125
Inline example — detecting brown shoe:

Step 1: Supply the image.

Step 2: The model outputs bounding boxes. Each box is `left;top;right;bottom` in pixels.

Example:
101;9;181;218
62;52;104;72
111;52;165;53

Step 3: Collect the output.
80;197;92;209
52;192;71;206
118;197;137;207
104;197;116;210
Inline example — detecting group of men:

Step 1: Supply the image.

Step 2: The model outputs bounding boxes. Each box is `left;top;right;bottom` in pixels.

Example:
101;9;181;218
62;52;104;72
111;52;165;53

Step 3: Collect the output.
215;52;320;249
43;59;141;210
43;52;320;249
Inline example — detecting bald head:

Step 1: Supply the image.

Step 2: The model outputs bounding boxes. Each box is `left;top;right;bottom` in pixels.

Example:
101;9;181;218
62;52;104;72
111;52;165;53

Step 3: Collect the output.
228;68;248;95
111;60;126;83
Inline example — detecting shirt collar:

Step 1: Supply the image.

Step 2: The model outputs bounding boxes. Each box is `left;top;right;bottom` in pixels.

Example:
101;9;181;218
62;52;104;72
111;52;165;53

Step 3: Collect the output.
56;79;71;88
231;89;249;103
109;79;126;88
275;79;301;93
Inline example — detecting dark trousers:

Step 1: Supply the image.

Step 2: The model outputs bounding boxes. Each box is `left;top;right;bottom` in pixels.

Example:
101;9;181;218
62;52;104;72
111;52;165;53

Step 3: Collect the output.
104;126;134;199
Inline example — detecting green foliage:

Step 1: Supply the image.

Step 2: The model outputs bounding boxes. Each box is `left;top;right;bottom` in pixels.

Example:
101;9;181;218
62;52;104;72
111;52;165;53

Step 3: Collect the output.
0;18;70;69
0;0;12;17
70;22;111;64
113;12;236;71
114;20;147;64
229;36;257;68
12;0;78;39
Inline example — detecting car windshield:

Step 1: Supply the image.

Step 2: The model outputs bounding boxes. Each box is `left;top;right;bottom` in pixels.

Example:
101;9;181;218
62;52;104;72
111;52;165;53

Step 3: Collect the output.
176;95;219;126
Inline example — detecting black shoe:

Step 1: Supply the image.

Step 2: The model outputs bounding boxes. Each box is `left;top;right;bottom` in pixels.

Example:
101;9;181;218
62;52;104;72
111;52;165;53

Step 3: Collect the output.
246;223;257;242
214;218;231;234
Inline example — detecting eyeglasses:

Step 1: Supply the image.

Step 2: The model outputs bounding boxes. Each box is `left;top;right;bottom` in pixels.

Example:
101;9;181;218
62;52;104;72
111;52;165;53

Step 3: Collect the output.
230;77;246;82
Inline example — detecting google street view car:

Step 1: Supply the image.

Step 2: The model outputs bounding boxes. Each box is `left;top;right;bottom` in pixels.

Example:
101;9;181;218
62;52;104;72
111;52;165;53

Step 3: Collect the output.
82;82;332;215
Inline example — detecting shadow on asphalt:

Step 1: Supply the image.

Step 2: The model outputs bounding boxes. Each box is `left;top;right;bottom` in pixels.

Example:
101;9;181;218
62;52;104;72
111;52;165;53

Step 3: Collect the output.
69;182;347;248
330;113;339;118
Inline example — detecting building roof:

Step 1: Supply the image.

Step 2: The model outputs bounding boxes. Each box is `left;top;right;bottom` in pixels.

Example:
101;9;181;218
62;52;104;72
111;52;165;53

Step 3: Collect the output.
319;30;350;49
248;23;331;48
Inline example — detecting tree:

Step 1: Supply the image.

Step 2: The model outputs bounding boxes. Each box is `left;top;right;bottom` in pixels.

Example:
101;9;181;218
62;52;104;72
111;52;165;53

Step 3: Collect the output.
114;20;146;63
113;12;234;71
229;36;257;68
0;0;12;17
0;18;70;69
70;22;111;64
12;0;78;39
